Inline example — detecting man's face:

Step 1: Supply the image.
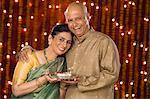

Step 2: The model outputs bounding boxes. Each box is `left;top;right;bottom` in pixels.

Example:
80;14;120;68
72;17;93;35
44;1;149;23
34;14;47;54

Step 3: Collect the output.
65;7;90;38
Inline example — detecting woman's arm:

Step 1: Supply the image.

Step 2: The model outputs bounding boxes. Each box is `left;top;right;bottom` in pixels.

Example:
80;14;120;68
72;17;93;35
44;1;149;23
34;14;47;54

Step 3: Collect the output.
12;52;48;97
12;73;47;97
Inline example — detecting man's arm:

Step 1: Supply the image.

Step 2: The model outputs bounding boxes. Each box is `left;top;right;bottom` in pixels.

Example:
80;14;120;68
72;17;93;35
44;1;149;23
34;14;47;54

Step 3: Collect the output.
59;88;66;99
17;45;34;62
77;38;120;92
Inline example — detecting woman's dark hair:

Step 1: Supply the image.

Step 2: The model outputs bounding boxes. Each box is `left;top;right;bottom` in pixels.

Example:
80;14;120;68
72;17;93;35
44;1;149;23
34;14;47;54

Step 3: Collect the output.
51;24;73;37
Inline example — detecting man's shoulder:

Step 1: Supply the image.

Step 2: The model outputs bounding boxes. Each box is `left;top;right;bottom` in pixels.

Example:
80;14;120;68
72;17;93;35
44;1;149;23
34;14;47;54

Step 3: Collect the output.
91;30;111;40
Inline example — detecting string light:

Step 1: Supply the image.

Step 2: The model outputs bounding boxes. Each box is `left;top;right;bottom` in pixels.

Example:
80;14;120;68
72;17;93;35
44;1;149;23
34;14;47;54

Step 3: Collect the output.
0;63;2;66
121;32;125;36
119;26;123;29
9;15;12;18
114;84;118;90
133;42;137;46
44;32;48;36
12;51;16;54
125;59;129;63
140;71;144;74
8;81;12;85
90;3;94;6
124;4;127;8
3;90;6;93
34;38;38;42
115;22;119;26
7;23;11;27
56;22;60;25
56;5;59;8
30;16;34;19
41;14;44;17
23;28;27;32
132;94;135;97
115;87;118;90
129;1;132;5
96;6;99;9
125;94;129;97
83;2;86;5
14;0;18;3
140;71;147;75
127;31;131;35
128;54;131;57
3;10;7;13
18;16;22;20
120;81;123;85
6;55;10;59
143;61;146;65
144;17;149;22
132;2;135;6
76;1;79;3
29;2;32;7
144;78;147;82
144;72;147;75
89;16;92;19
4;95;7;99
130;81;134;85
144;48;148;51
0;42;2;46
48;5;52;8
21;44;25;48
0;68;4;71
140;44;144;48
112;18;115;22
105;7;109;11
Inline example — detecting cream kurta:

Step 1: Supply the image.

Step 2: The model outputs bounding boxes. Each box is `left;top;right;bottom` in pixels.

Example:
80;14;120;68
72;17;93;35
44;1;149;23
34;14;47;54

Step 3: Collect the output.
65;29;120;99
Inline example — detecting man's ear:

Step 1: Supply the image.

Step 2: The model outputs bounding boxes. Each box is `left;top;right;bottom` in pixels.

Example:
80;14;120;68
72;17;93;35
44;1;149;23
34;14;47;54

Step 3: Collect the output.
48;34;53;45
65;20;68;24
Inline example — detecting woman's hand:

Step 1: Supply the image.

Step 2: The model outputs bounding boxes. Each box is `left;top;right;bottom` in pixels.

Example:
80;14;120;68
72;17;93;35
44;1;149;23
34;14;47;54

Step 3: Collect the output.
45;73;60;83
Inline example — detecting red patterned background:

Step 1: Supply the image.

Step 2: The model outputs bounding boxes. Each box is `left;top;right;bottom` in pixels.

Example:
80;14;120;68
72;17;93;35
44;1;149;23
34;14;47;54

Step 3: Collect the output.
0;0;149;98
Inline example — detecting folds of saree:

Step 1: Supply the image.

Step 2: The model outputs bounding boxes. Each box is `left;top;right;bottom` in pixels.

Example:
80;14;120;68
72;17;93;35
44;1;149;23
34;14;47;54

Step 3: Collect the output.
12;52;67;99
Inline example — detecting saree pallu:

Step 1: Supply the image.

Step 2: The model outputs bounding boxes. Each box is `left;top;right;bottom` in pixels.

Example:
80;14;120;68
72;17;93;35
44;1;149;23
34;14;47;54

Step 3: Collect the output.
12;57;66;99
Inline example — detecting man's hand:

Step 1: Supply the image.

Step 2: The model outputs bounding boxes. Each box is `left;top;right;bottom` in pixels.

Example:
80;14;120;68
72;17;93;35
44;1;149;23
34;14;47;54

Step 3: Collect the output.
61;76;79;85
17;45;33;62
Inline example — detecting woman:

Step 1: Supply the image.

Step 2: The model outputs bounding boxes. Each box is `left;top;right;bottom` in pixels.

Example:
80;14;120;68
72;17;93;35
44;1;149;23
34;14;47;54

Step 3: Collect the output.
11;24;73;99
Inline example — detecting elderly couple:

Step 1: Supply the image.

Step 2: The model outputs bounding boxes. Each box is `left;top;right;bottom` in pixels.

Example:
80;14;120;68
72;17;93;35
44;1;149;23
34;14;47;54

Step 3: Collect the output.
11;2;120;99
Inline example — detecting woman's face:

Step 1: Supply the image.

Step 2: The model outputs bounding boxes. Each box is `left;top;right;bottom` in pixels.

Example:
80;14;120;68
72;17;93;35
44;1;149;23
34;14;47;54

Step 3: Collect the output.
50;32;72;55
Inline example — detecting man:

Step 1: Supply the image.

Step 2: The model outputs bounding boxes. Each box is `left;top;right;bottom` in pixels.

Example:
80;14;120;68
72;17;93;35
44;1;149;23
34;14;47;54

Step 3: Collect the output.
63;2;120;99
19;2;120;99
